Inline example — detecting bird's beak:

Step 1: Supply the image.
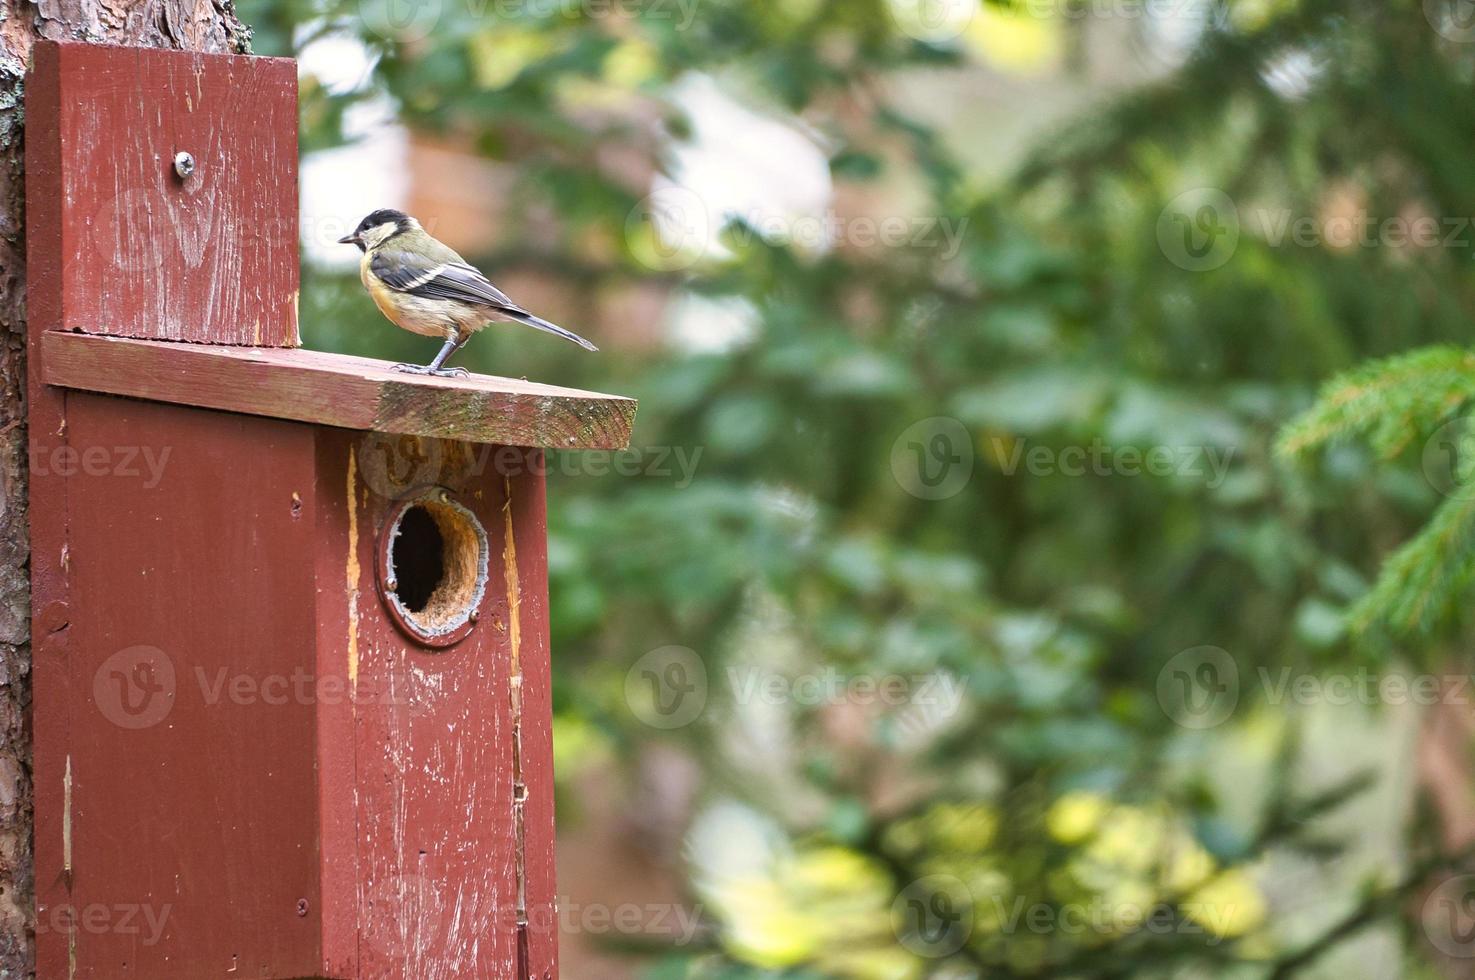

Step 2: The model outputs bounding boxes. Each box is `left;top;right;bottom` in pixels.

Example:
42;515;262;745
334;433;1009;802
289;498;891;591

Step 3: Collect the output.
337;233;358;245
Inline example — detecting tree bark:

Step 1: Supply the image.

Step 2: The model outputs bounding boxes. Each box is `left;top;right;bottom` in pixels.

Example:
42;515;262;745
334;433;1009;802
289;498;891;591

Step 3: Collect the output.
0;2;250;975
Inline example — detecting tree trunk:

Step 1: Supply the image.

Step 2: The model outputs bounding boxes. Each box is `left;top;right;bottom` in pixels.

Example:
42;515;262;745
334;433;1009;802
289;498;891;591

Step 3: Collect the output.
0;3;251;974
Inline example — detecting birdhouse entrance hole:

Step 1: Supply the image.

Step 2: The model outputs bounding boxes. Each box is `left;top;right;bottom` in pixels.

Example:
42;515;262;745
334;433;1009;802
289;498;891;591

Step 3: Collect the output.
379;491;489;646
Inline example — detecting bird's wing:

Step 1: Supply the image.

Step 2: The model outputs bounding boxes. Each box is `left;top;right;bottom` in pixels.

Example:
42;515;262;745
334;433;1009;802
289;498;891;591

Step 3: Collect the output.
370;247;599;351
371;250;522;313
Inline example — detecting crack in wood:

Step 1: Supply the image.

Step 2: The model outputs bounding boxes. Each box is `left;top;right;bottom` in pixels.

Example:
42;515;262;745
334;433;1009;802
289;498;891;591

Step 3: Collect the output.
502;475;531;978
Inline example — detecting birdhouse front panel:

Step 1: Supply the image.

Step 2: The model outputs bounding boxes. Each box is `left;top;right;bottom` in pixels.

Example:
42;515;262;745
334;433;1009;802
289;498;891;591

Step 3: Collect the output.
315;431;560;979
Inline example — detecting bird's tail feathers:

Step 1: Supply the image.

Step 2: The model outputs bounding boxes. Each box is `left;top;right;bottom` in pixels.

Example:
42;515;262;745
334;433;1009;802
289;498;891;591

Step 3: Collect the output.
508;311;599;351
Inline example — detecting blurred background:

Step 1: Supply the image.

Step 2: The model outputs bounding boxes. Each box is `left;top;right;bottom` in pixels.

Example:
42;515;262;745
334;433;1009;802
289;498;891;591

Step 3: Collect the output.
235;0;1475;975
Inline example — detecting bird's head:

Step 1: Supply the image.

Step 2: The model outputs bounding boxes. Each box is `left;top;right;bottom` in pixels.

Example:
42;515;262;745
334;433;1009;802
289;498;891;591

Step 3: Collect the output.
338;209;417;252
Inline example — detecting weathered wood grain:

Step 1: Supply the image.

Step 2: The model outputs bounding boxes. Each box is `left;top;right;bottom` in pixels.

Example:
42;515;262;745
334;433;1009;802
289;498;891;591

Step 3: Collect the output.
55;395;325;977
508;453;560;977
43;331;639;450
341;432;520;978
20;20;253;980
12;10;258;978
31;40;299;346
24;34;599;979
313;432;559;979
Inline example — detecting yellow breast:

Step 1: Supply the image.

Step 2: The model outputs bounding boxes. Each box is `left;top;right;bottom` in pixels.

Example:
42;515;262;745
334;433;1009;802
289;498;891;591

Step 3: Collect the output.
361;252;481;339
361;255;398;321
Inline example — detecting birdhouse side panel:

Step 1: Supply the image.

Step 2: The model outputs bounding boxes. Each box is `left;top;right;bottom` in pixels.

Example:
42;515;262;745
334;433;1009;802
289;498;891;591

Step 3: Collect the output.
506;453;560;977
43;395;324;978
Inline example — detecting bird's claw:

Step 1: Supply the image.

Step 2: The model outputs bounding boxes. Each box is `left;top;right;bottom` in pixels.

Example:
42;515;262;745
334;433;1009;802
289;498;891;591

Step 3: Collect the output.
391;363;470;379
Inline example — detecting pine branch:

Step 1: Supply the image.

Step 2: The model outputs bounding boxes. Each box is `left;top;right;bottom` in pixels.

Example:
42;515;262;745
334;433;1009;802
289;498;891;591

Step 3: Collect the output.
1277;346;1475;459
1348;489;1475;637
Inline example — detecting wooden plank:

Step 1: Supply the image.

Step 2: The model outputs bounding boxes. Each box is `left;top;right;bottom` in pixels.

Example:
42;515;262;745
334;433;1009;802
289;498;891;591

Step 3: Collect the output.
25;38;74;980
43;331;638;451
41;40;299;346
61;396;323;977
25;40;76;980
508;453;560;979
313;436;364;979
331;431;521;978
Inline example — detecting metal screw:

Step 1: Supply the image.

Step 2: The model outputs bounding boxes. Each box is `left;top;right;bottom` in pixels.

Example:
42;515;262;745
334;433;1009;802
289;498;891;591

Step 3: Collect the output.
172;151;196;180
295;899;309;917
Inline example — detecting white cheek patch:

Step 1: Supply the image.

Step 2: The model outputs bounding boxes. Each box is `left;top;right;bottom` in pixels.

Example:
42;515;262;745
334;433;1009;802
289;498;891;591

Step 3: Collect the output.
363;222;398;247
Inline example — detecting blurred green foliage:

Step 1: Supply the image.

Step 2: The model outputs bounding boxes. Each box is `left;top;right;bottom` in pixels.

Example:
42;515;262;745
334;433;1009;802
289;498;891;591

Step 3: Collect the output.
240;0;1475;974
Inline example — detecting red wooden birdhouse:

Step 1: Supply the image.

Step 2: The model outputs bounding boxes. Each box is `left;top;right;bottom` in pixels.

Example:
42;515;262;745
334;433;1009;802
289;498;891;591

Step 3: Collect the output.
25;40;635;979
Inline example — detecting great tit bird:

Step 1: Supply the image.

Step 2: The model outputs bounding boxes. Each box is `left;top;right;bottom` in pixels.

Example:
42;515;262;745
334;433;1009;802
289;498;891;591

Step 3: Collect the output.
338;209;598;377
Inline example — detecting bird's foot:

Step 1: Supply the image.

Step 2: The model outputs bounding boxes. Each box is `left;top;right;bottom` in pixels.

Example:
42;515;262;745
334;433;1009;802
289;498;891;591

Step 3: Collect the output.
391;362;470;379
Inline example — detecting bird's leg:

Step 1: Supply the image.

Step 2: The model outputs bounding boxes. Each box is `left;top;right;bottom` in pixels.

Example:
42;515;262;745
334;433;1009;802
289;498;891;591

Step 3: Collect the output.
424;335;470;377
392;335;470;378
